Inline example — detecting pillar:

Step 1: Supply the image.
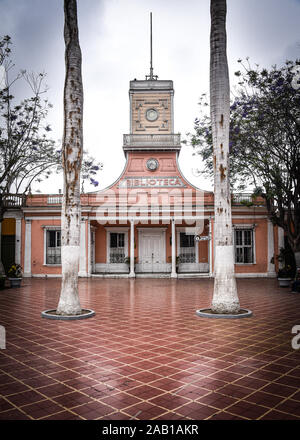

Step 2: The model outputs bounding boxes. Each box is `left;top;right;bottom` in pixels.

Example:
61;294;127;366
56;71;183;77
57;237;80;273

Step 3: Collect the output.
15;218;22;265
209;217;213;277
171;218;177;278
79;220;87;276
24;219;31;277
87;220;91;275
129;219;135;278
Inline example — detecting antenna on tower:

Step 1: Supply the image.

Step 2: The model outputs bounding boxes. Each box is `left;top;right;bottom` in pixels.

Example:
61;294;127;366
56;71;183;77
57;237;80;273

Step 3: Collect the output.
146;12;158;80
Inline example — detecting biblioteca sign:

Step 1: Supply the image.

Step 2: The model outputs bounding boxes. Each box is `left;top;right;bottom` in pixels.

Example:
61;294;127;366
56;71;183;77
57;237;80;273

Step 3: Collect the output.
119;176;186;189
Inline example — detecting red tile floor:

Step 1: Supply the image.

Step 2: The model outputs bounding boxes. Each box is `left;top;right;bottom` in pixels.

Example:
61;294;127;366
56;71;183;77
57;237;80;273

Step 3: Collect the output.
0;277;299;420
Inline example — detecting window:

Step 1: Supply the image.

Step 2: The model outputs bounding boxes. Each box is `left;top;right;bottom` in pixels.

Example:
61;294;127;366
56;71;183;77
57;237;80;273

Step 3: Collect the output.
110;233;125;263
179;233;195;263
235;229;254;264
46;230;61;264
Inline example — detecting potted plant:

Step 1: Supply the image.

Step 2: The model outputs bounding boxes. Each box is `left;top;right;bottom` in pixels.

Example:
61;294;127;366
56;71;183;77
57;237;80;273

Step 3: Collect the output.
291;268;300;293
277;265;294;287
8;263;22;288
168;256;180;272
124;256;137;273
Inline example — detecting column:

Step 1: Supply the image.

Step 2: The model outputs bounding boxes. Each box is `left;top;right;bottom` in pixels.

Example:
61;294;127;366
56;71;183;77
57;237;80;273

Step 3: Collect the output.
15;218;22;265
87;220;91;275
79;220;87;276
209;217;213;277
129;219;135;278
267;219;276;277
24;219;31;277
171;218;177;278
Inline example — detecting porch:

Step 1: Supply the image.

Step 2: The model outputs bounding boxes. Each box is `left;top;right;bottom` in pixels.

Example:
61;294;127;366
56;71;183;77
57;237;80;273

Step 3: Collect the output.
89;218;211;278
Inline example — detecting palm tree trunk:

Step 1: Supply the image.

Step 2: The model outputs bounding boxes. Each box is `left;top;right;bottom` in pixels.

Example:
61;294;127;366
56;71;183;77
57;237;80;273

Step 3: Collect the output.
57;0;83;315
210;0;240;313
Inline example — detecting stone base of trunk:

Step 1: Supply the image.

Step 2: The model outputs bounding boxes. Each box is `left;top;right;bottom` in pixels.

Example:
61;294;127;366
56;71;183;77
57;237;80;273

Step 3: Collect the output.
41;309;95;320
196;308;252;319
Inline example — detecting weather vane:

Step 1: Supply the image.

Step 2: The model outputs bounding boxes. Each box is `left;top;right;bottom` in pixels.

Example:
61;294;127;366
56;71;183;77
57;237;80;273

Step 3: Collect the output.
146;12;158;80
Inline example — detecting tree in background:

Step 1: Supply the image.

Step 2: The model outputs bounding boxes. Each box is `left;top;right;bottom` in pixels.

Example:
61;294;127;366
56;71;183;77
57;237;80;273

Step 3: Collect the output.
56;0;84;315
188;58;300;268
209;0;240;313
0;35;102;275
0;36;59;221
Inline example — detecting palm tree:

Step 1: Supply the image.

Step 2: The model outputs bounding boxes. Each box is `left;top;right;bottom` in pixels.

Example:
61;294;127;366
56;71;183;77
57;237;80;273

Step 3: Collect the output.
210;0;240;313
57;0;83;315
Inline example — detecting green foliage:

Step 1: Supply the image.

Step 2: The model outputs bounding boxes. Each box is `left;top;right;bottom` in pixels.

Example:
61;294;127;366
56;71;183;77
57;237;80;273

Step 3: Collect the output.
277;265;294;278
186;58;300;252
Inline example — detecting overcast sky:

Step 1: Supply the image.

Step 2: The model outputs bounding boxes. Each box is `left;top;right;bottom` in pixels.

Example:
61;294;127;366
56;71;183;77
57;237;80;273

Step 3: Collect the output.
1;0;300;194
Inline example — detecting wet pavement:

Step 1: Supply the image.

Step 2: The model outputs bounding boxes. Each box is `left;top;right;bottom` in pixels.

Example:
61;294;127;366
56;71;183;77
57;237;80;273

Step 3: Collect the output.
0;277;299;420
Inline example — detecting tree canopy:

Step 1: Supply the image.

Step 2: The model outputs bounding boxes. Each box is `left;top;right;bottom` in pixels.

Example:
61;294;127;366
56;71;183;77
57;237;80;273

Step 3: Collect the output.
187;59;300;254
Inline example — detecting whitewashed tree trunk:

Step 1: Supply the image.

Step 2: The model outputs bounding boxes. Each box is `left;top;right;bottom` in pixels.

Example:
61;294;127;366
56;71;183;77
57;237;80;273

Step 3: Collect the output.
57;0;83;315
210;0;240;313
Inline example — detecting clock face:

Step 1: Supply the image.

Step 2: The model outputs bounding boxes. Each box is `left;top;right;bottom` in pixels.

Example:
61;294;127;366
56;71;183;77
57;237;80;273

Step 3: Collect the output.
146;108;158;122
146;158;159;171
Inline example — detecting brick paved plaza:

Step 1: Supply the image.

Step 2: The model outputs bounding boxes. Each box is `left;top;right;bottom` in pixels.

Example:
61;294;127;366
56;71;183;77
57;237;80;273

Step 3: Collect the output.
0;278;299;420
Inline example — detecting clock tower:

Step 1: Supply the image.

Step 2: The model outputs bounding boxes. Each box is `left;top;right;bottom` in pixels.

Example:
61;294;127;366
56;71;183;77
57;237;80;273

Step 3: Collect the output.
129;79;174;134
122;12;181;160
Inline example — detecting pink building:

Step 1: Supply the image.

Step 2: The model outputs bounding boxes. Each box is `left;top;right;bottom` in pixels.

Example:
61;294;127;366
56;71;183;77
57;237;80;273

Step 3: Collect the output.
1;75;283;278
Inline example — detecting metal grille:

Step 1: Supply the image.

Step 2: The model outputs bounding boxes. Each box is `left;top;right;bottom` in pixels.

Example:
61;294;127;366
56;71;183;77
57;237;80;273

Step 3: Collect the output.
110;248;125;263
179;233;196;263
179;248;196;263
109;233;125;263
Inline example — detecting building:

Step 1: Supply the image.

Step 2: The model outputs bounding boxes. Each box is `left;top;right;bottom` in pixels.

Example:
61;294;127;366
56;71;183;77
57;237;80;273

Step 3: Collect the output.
1;72;283;279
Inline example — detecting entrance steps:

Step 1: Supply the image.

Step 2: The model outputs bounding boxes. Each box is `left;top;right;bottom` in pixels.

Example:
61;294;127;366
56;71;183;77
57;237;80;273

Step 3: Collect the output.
91;273;210;279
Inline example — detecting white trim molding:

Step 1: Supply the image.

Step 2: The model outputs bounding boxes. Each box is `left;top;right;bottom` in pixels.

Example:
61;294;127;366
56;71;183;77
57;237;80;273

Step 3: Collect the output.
42;226;61;266
235;272;276;278
233;224;257;265
15;218;22;265
106;227;129;265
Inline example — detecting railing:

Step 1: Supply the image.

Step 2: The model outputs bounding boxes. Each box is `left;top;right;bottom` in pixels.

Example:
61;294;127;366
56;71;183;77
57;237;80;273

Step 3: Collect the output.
47;196;63;205
110;249;125;263
232;193;253;203
26;195;63;206
123;134;181;148
232;193;265;206
179;248;196;264
21;192;266;208
1;194;25;208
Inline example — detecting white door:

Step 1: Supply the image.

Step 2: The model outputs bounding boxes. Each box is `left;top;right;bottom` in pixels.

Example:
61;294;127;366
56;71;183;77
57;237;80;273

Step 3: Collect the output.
139;230;165;272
